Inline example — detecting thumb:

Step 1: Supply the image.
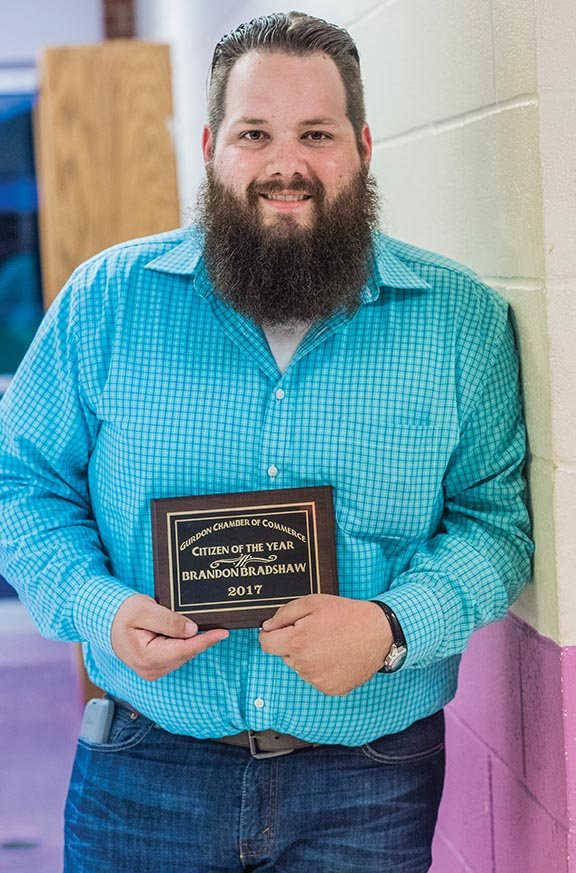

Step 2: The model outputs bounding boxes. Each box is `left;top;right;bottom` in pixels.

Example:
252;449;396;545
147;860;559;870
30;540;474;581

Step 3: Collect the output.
133;597;199;639
261;595;314;631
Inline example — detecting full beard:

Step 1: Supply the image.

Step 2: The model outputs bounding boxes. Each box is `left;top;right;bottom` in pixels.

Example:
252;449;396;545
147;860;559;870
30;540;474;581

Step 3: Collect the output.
196;167;380;328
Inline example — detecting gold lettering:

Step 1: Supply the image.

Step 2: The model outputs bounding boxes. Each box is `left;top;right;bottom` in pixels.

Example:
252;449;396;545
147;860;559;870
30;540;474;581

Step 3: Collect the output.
191;545;230;557
179;525;213;551
261;519;306;542
213;518;251;531
182;567;240;581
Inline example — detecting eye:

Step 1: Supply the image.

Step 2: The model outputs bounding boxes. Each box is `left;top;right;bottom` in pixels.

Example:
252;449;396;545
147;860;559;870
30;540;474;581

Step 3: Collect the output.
304;131;332;142
241;130;267;142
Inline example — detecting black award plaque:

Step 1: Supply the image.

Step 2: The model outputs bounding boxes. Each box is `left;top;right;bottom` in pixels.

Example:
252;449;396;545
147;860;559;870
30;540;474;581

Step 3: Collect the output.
151;486;338;629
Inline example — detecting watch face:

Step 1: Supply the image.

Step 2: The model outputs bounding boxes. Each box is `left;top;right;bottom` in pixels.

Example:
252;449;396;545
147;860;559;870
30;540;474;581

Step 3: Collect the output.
384;643;407;672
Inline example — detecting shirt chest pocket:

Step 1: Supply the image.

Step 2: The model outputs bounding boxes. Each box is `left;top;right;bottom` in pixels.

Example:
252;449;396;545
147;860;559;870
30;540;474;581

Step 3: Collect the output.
331;422;452;542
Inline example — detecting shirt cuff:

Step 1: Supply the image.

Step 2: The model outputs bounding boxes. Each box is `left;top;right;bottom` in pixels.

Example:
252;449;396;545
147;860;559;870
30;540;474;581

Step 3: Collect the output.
71;573;137;656
372;575;446;669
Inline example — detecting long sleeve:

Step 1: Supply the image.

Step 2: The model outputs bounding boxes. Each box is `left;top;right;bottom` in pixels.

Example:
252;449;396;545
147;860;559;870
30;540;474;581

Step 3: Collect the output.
0;269;134;655
376;310;533;668
0;227;539;742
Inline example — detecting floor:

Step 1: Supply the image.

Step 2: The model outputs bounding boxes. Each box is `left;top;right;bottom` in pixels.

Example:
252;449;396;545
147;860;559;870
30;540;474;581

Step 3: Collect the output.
0;601;83;873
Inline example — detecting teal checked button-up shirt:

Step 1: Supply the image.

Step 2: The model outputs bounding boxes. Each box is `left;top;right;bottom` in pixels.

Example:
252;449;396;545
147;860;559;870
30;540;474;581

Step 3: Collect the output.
0;227;533;744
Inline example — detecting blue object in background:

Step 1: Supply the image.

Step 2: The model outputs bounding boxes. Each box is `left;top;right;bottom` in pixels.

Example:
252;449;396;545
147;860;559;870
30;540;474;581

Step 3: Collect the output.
0;574;16;598
0;93;44;387
0;93;44;597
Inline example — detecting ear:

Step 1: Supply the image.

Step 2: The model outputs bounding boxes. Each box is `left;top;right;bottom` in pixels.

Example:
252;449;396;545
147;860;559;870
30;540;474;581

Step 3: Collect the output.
202;125;214;165
359;122;372;167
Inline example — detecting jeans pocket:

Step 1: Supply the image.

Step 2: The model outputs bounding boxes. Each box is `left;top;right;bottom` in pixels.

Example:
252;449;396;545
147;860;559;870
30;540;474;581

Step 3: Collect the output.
78;703;156;753
360;709;445;764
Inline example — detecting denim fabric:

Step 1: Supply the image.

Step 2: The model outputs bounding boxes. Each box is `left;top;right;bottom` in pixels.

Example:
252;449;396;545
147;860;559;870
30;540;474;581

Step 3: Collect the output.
64;703;445;873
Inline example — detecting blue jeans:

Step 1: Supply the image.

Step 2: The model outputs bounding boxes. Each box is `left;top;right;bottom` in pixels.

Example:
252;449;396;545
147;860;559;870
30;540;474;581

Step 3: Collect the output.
64;704;445;872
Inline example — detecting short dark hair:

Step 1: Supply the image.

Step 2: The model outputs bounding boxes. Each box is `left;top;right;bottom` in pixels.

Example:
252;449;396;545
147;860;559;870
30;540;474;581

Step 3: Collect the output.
208;11;366;150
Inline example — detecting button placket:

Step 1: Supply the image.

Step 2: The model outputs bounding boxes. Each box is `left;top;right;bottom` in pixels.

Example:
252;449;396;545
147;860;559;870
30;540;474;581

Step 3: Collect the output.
261;377;291;486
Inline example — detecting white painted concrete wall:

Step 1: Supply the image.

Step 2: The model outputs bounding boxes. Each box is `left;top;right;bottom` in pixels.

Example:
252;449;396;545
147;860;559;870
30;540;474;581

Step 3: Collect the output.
533;1;576;647
137;0;576;645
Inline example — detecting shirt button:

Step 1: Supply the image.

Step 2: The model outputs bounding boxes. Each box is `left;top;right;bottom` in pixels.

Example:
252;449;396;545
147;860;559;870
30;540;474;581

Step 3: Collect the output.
254;697;265;710
275;388;285;400
267;465;278;478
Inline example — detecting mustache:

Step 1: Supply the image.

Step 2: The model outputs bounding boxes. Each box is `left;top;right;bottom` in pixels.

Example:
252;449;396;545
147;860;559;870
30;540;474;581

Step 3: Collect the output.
248;178;325;199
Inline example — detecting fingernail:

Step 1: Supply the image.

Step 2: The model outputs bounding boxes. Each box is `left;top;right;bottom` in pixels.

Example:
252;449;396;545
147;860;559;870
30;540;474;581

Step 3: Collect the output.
185;620;197;635
262;619;271;630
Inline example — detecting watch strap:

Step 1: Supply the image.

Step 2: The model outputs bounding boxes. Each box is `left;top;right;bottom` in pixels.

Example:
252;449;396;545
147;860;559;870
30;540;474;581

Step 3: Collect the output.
370;600;407;672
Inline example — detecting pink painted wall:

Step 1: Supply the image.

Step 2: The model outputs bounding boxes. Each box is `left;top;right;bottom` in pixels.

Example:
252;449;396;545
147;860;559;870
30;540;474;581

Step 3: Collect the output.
431;613;574;873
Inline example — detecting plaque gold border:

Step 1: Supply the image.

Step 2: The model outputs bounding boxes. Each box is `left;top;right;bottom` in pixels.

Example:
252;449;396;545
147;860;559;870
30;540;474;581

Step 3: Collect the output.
168;505;319;611
151;486;338;629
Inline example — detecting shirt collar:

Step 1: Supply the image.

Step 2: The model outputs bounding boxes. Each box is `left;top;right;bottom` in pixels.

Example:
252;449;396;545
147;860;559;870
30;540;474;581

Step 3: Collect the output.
144;228;203;276
362;234;431;303
144;228;432;301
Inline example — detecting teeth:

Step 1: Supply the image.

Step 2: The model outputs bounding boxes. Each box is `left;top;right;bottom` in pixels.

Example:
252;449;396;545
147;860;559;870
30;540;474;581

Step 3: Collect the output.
265;194;309;202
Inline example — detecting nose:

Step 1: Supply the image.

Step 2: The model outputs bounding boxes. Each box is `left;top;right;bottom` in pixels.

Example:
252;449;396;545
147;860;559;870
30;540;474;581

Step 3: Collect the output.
265;138;309;179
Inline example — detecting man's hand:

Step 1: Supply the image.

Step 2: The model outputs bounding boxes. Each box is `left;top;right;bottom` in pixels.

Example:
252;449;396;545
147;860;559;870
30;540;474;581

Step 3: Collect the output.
111;594;229;681
259;594;393;696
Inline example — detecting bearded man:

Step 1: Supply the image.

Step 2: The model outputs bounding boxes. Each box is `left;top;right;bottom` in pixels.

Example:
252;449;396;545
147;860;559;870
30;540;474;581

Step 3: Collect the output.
0;11;532;873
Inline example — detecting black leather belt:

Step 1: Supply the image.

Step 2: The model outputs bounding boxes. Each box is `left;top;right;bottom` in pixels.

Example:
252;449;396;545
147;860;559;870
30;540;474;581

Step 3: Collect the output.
110;696;321;759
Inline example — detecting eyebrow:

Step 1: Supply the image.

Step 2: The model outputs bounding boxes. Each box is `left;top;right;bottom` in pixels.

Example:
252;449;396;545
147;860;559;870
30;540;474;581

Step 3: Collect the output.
299;118;339;126
232;116;340;127
234;117;268;125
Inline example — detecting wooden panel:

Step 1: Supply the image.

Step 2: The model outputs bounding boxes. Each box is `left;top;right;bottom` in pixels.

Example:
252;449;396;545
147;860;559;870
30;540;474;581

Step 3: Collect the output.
35;41;179;306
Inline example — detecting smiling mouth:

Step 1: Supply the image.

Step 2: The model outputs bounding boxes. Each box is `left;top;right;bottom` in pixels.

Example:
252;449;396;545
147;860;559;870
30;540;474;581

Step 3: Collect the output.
260;193;312;202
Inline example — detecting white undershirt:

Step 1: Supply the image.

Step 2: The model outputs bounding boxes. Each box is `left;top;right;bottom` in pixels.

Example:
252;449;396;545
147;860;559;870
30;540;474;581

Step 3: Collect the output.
262;322;311;374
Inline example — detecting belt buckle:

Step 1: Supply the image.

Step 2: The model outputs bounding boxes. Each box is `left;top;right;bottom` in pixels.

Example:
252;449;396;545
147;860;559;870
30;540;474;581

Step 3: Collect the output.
248;730;295;760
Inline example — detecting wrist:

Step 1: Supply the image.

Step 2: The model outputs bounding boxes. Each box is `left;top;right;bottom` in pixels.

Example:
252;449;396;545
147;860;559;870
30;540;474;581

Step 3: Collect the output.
370;600;408;673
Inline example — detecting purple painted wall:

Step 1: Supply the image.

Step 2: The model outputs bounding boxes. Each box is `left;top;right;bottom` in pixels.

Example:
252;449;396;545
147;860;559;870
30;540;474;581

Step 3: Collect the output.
1;610;574;871
431;613;574;873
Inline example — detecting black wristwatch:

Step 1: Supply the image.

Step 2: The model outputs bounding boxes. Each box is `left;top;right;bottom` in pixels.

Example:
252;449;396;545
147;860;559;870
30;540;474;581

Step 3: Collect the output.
370;601;408;673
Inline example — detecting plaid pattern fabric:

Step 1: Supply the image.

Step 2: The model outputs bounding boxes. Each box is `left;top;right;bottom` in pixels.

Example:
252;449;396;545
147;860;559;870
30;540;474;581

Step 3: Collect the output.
0;227;533;744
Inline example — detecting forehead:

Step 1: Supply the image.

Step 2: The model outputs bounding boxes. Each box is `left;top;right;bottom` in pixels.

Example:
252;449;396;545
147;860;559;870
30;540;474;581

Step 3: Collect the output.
222;51;349;124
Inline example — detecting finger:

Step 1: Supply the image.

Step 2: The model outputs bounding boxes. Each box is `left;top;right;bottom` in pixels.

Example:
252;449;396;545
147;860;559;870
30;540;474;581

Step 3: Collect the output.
129;628;229;680
258;625;295;657
261;596;315;631
133;600;199;639
145;628;229;665
189;628;230;654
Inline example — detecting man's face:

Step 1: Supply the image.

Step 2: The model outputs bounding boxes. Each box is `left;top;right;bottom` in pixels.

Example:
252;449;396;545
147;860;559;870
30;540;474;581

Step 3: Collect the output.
202;50;372;231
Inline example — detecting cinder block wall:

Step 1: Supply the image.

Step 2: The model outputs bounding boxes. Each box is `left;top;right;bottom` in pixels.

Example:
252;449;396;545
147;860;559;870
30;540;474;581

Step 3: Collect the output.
137;2;576;870
352;3;575;870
